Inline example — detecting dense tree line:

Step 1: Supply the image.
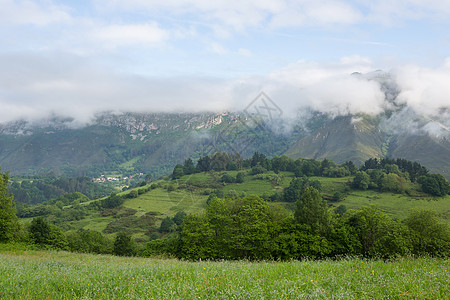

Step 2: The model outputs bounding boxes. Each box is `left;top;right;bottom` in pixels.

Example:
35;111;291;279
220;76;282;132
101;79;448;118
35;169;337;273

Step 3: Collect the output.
173;152;355;179
172;153;448;197
361;158;428;182
9;175;114;204
175;193;449;260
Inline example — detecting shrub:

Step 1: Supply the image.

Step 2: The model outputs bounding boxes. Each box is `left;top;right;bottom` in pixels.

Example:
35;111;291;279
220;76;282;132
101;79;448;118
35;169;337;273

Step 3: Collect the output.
250;164;266;175
221;174;235;183
113;232;136;256
235;172;245;183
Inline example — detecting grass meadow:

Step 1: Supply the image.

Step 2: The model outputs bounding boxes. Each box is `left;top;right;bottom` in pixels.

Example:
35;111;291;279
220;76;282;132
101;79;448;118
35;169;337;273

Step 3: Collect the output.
0;248;448;299
124;188;208;217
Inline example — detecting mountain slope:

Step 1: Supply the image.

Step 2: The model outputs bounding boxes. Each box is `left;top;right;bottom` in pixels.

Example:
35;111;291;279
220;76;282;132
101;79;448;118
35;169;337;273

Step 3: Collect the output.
387;134;450;178
0;110;448;179
285;115;385;165
0;112;301;177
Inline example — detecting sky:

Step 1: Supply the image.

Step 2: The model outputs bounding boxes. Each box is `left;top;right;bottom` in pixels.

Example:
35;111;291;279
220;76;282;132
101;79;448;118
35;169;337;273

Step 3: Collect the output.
0;0;450;125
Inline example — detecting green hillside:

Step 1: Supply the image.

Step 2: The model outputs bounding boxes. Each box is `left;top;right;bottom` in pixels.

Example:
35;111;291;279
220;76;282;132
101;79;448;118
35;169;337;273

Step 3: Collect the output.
18;161;448;245
4;152;447;262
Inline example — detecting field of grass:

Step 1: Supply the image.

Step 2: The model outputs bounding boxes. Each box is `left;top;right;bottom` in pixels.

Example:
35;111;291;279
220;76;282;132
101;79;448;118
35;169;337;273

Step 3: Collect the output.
0;249;448;299
336;190;450;223
311;176;351;195
124;187;207;217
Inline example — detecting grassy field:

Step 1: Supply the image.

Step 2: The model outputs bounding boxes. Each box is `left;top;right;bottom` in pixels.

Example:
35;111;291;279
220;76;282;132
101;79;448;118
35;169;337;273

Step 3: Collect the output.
124;187;207;217
0;249;448;299
338;190;450;222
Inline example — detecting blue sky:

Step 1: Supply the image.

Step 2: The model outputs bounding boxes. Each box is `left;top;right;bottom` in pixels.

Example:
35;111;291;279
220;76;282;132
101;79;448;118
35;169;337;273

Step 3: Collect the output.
0;0;449;123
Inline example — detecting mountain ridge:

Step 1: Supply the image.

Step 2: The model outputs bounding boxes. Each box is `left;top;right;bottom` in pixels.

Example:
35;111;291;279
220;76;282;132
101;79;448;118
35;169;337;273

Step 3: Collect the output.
0;110;448;179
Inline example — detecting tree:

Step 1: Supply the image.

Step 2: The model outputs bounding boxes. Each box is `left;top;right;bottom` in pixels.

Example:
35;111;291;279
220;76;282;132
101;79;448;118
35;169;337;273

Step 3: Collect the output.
352;171;371;190
113;232;136;256
171;164;185;180
226;161;238;171
271;155;292;173
178;213;216;259
283;177;320;202
344;206;408;257
29;217;51;246
418;174;450;196
342;161;357;175
335;204;347;216
235;172;245;183
67;229;112;254
183;158;196;175
404;209;450;256
380;173;408;193
362;158;380;170
283;177;308;202
320;159;336;175
210;152;228;171
0;168;19;243
294;187;329;236
221;174;235;183
102;192;124;209
301;159;321;176
250;152;267;168
250;163;266;175
145;174;153;183
128;190;138;198
159;217;176;233
196;155;211;172
29;217;68;249
172;211;187;226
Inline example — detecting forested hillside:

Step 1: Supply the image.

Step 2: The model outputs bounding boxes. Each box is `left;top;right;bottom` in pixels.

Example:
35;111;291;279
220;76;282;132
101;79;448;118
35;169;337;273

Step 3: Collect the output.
2;153;448;260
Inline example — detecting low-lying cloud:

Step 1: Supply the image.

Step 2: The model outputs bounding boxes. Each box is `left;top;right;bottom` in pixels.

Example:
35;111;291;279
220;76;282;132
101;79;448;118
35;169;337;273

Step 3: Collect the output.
0;53;449;137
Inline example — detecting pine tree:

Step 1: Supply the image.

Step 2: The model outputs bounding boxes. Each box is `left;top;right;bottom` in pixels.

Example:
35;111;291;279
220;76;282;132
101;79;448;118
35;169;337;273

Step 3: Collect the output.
0;168;18;243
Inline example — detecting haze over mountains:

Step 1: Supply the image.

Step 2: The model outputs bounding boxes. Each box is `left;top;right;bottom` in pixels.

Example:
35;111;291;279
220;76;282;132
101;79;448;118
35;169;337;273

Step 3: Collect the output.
0;71;448;179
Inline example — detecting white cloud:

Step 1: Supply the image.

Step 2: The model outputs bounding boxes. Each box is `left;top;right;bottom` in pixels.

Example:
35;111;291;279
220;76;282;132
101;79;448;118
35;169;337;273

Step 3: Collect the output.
393;62;450;117
91;23;169;48
0;52;383;124
0;0;71;25
260;57;385;117
0;51;449;131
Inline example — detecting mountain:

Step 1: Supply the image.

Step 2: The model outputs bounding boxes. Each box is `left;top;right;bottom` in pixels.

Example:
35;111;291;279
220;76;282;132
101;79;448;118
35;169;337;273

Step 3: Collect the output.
284;114;450;178
0;112;301;178
0;71;448;179
285;115;385;165
1;110;448;179
387;134;450;177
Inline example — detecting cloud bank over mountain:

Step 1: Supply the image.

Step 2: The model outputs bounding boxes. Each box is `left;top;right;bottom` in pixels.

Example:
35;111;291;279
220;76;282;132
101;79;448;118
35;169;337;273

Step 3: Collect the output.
0;53;448;135
0;1;449;135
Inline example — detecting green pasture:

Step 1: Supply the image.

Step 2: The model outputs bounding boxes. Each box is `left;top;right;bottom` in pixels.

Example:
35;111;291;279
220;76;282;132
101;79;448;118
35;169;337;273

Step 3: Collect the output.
0;249;448;299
